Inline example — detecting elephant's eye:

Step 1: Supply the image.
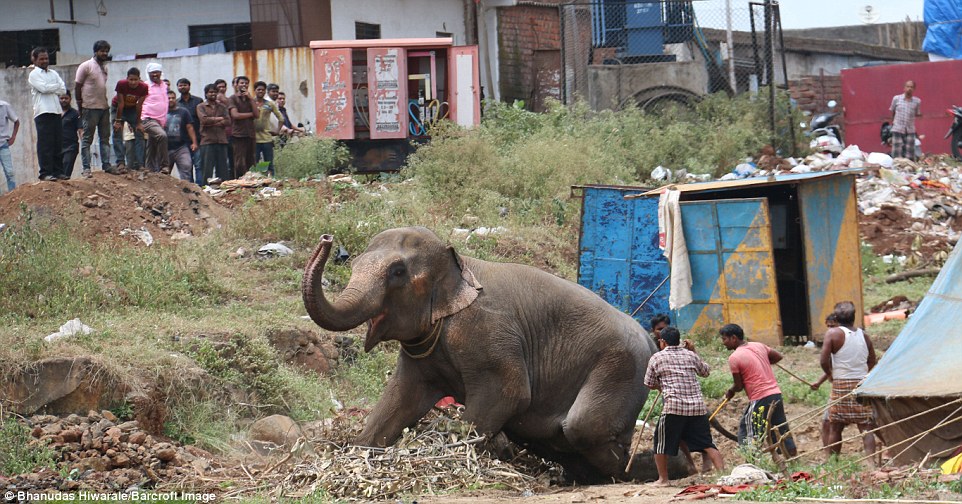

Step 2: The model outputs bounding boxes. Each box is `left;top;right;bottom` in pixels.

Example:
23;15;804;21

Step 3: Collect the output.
390;264;406;277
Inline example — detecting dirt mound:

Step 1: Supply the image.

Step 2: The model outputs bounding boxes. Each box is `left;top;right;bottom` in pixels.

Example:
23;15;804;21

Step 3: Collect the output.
858;204;956;258
0;172;229;246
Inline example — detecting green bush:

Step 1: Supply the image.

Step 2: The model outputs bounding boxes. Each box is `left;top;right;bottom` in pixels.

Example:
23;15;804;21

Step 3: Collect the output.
0;416;59;475
274;137;351;179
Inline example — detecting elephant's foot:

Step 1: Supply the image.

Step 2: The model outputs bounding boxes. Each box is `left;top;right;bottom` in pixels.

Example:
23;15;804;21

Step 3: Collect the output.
627;450;690;483
485;431;519;460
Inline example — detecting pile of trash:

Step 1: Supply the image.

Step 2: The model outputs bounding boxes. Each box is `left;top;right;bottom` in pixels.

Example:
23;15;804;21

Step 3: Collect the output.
653;145;962;261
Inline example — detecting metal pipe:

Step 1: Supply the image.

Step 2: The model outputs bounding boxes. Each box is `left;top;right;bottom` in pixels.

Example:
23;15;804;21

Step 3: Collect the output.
725;0;736;93
775;3;797;155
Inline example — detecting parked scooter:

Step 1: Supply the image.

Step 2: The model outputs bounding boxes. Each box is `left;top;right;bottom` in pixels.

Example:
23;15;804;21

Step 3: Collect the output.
945;105;962;160
806;100;843;154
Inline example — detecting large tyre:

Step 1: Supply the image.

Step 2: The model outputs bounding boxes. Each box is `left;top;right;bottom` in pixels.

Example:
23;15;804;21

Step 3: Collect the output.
952;128;962;160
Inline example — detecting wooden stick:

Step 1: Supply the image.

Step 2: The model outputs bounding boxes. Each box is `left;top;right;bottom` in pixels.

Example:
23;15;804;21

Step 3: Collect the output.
626;390;661;473
884;267;941;283
708;397;729;422
775;363;815;388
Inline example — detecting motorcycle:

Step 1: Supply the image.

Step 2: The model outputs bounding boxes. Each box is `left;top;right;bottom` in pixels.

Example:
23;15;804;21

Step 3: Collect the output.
944;105;962;160
806;100;843;154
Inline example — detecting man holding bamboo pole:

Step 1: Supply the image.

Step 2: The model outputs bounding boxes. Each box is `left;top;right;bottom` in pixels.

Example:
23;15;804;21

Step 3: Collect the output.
818;301;878;459
643;327;725;486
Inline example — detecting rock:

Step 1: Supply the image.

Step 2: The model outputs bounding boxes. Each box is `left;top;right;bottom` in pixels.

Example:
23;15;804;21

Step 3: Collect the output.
128;431;147;445
112;453;131;468
61;428;82;443
73;456;109;473
117;420;139;431
155;448;177;463
105;427;123;443
267;329;340;375
101;410;118;422
249;414;303;447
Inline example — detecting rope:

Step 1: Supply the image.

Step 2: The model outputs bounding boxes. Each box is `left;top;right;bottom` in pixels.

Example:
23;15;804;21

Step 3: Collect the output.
401;318;445;359
626;390;661;473
630;275;670;318
781;396;962;463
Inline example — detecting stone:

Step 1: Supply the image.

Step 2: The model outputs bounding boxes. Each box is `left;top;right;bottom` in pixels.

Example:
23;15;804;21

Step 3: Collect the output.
155;448;177;462
101;410;118;422
117;421;139;431
249;415;303;448
61;428;82;443
105;427;123;443
128;431;147;445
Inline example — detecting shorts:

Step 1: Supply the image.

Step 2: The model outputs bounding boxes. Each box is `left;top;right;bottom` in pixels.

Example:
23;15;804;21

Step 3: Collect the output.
653;413;717;456
738;393;797;454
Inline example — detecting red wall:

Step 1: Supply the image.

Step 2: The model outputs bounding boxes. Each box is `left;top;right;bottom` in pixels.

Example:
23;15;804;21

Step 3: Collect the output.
841;60;962;156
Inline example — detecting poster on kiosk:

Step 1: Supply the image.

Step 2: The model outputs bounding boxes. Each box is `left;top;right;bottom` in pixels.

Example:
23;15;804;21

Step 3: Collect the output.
312;48;354;140
368;47;409;140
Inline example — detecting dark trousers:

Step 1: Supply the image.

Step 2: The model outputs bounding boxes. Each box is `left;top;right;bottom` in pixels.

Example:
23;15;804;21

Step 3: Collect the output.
35;113;63;179
81;107;112;171
255;141;274;176
62;144;79;178
232;136;255;178
111;104;145;169
200;144;229;182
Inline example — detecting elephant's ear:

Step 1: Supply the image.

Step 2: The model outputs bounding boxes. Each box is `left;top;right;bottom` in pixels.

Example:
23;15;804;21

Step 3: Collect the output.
431;247;483;323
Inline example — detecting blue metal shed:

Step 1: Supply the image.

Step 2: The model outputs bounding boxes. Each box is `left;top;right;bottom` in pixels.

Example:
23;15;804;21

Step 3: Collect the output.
575;170;864;346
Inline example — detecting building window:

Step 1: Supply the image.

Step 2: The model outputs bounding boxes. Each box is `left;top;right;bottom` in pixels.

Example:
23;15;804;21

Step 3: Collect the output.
0;29;59;68
436;31;453;39
188;23;253;52
355;22;381;40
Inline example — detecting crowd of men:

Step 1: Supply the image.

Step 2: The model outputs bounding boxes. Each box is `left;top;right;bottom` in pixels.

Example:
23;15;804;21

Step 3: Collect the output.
644;300;877;485
0;40;305;193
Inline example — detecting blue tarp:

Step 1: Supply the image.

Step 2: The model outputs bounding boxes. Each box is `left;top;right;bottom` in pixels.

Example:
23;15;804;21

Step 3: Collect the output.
857;238;962;398
922;0;962;59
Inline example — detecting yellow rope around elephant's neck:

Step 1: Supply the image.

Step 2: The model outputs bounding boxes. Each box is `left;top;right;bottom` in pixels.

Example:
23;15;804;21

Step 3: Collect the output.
401;317;445;359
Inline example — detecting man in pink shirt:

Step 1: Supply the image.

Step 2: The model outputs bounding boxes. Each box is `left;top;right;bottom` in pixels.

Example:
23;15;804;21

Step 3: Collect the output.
721;323;797;456
138;62;169;173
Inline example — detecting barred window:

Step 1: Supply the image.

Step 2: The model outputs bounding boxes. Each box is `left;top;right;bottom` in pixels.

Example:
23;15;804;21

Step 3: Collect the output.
188;23;253;52
355;22;381;40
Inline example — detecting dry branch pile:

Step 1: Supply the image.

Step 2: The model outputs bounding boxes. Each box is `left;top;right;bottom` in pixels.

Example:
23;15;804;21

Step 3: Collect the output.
277;409;562;500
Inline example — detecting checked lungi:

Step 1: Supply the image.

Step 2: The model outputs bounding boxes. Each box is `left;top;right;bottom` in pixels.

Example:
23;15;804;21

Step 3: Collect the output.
891;132;916;160
828;378;874;425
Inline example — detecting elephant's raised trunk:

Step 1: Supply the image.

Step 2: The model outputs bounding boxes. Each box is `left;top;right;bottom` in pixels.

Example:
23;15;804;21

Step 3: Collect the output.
302;234;379;332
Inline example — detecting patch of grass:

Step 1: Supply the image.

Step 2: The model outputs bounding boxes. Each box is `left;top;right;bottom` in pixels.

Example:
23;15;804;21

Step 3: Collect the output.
163;397;236;453
331;343;397;408
0;214;228;323
274;137;351;179
0;416;59;476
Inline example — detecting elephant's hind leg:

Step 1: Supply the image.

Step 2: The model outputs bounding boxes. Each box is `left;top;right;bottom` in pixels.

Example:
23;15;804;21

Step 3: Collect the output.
560;364;643;480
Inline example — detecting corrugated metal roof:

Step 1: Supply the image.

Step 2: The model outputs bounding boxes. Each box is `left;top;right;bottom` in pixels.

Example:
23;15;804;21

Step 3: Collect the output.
857;238;962;398
627;168;867;198
310;38;454;49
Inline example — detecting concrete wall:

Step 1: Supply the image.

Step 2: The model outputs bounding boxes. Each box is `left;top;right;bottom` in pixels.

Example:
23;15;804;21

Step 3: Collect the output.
0;47;315;187
783;22;926;51
1;0;251;60
586;61;710;111
330;0;467;44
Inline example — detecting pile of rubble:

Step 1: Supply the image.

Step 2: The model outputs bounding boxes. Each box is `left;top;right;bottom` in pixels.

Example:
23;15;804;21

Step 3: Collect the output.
0;410;215;494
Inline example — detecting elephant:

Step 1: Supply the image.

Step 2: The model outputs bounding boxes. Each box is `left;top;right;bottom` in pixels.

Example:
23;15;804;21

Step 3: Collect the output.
302;226;689;483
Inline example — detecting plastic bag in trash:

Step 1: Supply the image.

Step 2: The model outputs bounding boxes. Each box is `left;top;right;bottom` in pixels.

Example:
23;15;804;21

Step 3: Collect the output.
651;166;671;181
908;201;928;219
733;162;757;178
45;318;94;343
258;243;294;257
866;152;894;168
837;145;865;163
879;167;909;186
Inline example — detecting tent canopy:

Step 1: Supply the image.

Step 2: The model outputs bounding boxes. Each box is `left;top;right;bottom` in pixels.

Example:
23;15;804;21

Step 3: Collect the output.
857;238;962;398
922;0;962;59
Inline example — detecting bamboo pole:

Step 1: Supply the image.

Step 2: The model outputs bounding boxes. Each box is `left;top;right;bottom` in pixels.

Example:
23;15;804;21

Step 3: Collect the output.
776;363;815;388
709;398;729;422
626;390;661;473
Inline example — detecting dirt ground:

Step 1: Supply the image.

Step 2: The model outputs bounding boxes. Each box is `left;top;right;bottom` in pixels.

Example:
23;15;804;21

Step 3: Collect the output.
0;171;229;246
859;204;959;258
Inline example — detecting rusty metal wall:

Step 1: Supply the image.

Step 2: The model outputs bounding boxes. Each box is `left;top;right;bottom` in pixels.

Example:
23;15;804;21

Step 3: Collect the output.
0;47;316;186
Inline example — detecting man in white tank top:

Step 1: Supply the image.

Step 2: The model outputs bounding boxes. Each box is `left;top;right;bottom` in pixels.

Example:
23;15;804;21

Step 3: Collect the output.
820;301;878;458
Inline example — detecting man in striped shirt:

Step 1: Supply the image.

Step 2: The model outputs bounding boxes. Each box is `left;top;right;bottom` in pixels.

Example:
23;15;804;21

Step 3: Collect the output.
644;327;724;486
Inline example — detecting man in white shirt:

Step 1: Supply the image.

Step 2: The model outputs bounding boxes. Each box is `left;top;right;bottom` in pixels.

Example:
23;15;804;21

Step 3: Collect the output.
28;47;66;181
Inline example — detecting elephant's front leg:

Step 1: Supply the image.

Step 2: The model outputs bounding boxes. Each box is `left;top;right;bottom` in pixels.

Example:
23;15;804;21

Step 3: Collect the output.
355;359;443;447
